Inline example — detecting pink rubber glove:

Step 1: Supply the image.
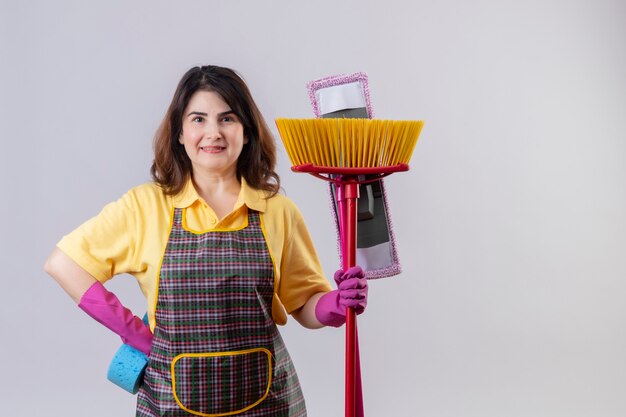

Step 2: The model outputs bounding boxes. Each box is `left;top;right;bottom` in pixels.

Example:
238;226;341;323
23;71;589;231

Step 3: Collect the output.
78;281;153;355
315;266;368;327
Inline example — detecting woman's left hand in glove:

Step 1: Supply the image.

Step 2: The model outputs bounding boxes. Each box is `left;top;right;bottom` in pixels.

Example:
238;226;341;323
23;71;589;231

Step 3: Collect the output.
315;266;368;327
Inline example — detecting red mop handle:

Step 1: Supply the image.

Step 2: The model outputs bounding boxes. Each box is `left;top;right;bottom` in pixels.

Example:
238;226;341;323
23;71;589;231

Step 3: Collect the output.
337;178;360;417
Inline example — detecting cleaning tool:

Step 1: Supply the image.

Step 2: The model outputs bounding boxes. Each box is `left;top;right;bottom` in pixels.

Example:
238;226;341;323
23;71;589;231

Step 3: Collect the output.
308;73;403;279
275;117;424;417
107;314;150;394
307;73;378;417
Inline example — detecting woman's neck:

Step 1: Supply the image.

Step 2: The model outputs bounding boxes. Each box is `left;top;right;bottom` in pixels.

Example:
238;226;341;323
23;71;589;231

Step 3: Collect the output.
191;171;242;220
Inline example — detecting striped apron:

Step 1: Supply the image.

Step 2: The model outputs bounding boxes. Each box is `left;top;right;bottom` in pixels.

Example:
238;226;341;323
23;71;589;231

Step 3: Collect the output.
136;208;307;416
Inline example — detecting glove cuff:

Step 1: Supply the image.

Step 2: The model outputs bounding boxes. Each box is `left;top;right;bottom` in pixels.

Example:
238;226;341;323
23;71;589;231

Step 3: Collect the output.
315;290;346;327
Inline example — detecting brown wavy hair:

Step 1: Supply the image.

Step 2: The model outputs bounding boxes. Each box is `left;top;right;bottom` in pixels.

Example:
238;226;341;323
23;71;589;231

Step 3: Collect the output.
151;65;280;196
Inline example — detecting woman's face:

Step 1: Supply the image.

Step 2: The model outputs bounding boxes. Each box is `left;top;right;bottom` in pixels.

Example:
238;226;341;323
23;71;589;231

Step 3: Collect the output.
179;90;247;179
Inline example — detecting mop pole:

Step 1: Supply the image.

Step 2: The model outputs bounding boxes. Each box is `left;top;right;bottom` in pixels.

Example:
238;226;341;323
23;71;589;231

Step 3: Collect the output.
336;177;359;417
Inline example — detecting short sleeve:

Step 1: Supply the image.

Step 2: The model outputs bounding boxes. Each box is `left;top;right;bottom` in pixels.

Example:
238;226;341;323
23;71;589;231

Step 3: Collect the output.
56;191;140;283
277;204;332;314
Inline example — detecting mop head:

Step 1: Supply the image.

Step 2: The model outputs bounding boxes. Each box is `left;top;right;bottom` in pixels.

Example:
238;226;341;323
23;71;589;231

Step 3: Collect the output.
295;72;425;279
307;72;374;118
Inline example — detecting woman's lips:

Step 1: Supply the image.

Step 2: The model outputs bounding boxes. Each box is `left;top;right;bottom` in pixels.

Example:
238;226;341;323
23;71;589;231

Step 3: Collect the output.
200;145;226;153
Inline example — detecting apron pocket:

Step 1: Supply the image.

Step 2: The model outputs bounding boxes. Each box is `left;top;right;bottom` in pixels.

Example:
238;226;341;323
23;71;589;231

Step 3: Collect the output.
171;348;272;417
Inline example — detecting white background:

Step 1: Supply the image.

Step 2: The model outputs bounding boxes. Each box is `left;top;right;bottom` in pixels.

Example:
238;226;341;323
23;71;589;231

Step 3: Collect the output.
1;1;625;416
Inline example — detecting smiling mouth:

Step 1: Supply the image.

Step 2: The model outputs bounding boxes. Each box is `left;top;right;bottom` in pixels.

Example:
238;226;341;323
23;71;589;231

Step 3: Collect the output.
200;146;226;152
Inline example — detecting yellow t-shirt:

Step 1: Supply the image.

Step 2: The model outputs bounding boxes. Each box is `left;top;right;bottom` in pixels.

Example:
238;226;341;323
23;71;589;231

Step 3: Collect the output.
57;178;332;330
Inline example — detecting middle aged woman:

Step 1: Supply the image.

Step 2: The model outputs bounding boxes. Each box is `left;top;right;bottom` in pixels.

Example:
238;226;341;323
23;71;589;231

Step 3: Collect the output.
45;65;368;417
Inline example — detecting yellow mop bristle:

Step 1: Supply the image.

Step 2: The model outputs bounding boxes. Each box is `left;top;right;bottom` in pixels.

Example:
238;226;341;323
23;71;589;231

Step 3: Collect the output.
275;118;424;168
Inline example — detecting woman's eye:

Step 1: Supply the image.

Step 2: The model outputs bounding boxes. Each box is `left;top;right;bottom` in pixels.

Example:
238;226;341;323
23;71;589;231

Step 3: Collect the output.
192;116;204;123
222;116;233;122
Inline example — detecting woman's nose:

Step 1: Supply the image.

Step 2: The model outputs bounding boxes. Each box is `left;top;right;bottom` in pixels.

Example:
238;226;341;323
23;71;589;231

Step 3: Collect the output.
204;119;221;138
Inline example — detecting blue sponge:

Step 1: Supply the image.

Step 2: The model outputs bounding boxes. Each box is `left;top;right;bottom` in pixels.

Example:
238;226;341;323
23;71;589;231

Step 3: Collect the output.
106;314;149;394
